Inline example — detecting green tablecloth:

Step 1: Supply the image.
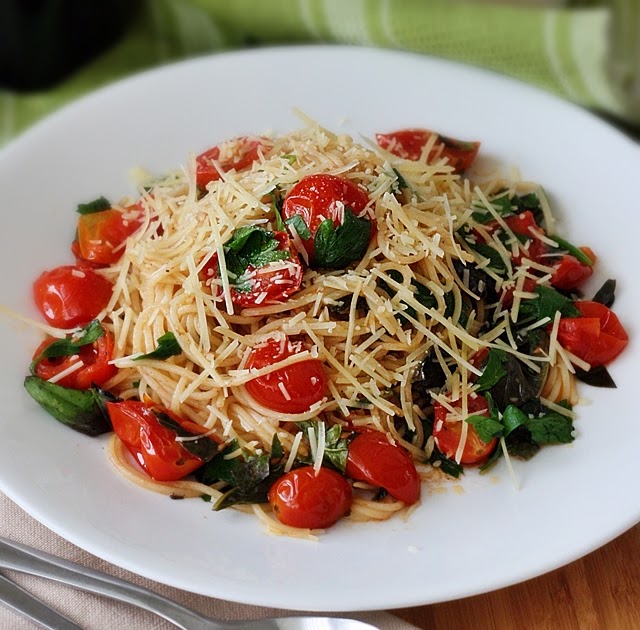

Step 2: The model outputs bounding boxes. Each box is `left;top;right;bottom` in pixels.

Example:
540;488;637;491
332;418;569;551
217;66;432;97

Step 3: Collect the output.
1;0;638;145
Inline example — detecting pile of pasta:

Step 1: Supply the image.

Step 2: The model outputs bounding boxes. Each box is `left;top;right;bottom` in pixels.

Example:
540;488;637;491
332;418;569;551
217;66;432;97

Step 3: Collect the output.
99;120;579;534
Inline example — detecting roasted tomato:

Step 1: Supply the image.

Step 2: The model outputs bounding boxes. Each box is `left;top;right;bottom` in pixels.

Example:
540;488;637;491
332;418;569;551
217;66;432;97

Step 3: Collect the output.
281;173;372;262
550;253;594;291
33;265;113;329
107;400;216;481
32;326;116;389
244;336;327;414
76;204;145;265
268;466;352;529
432;394;497;465
345;431;420;505
201;231;303;308
376;128;480;173
196;136;267;188
556;301;628;367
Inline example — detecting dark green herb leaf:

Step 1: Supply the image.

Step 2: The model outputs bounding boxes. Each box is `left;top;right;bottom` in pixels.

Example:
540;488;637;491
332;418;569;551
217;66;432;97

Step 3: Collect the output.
312;207;371;269
466;414;504;443
298;421;349;473
489;352;545;411
471;192;512;224
471;243;509;276
504;426;540;460
592;279;616;308
285;214;312;240
526;411;575;445
518;285;581;322
134;332;182;361
30;320;104;372
392;168;409;190
195;440;240;486
76;196;111;215
429;449;463;478
223;226;290;289
549;234;593;266
501;405;529;436
475;349;507;391
575;365;616;388
23;376;114;436
282;154;297;165
479;446;503;473
154;411;218;462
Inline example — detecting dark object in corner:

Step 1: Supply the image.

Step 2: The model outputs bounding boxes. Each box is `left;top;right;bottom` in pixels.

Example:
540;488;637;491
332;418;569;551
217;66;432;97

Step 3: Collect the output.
0;0;140;91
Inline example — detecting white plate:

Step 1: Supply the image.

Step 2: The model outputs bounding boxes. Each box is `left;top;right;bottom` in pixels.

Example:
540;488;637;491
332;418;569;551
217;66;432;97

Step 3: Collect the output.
0;46;639;612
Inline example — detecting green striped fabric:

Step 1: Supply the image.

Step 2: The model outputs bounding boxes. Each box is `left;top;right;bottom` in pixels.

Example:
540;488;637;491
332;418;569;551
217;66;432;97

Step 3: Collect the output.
1;0;638;145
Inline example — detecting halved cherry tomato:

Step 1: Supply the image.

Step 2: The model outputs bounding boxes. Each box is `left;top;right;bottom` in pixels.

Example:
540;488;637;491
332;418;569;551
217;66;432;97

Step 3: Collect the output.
345;431;420;505
33;265;113;329
550;254;594;291
500;276;538;309
432;394;497;466
107;400;211;481
32;326;116;389
244;336;327;414
376;129;480;173
556;301;628;367
201;232;303;308
268;466;352;529
281;173;372;261
196;136;266;188
76;205;145;265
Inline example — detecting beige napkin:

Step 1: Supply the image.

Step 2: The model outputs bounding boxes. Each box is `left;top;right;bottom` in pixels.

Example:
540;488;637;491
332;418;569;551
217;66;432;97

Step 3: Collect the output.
0;493;419;630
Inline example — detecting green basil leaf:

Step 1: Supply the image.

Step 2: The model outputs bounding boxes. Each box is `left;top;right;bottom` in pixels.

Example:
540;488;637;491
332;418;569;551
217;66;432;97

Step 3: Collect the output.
285;214;312;240
312;207;371;269
501;405;529;436
518;285;581;322
24;376;114;436
592;279;616;308
392;168;409;190
475;348;508;391
575;365;617;388
76;196;111;215
465;414;504;443
525;412;575;445
549;234;593;266
134;332;182;361
30;320;104;372
154;411;218;462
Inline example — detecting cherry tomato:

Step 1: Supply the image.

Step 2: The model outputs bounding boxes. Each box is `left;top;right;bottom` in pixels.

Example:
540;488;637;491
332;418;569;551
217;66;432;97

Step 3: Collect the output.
500;276;538;309
33;265;113;329
76;205;145;265
345;431;420;505
376;129;480;173
32;326;116;389
196;137;266;188
281;173;372;261
107;400;210;481
244;337;327;414
556;301;628;367
550;254;593;291
268;466;352;529
201;232;303;308
432;394;497;465
503;211;548;264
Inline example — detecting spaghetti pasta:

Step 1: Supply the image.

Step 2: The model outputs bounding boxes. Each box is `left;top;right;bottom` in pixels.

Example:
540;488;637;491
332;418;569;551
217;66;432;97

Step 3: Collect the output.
23;120;629;535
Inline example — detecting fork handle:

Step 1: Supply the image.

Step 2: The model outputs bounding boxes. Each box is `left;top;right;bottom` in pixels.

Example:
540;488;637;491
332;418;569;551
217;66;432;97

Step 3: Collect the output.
0;536;220;630
0;572;84;630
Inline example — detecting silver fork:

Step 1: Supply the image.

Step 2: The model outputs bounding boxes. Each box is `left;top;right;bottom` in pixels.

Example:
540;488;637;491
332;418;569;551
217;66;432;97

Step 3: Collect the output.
0;537;377;630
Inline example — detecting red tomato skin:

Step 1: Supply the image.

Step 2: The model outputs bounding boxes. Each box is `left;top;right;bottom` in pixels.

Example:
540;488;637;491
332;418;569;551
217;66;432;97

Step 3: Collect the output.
432;395;497;466
244;337;327;414
556;301;629;367
376;129;480;172
107;401;204;481
196;137;265;188
345;431;420;505
76;205;145;265
201;232;303;308
32;328;117;389
268;466;352;529
281;174;371;260
550;255;593;291
33;265;113;329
